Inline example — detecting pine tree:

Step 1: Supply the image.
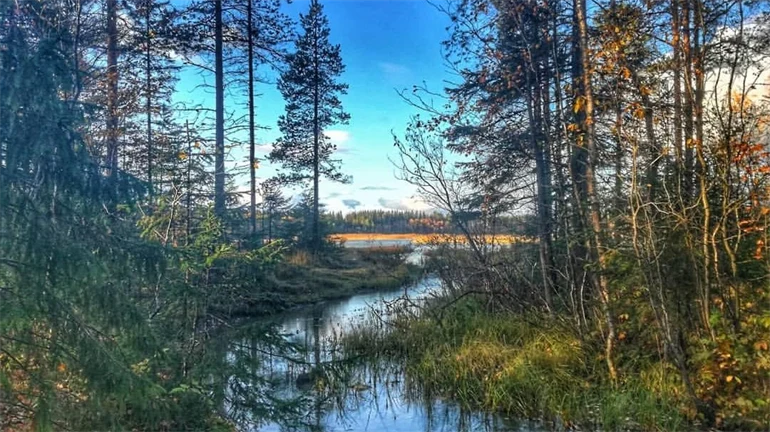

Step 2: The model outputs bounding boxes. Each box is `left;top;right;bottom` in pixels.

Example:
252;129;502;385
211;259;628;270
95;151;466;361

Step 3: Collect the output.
123;0;180;199
269;0;350;250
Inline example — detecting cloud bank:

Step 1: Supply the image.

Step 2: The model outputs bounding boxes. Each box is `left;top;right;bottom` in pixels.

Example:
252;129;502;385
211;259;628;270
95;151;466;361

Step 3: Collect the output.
361;185;396;191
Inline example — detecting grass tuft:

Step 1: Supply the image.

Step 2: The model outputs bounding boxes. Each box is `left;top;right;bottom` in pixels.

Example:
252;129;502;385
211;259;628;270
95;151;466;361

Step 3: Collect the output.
343;298;686;431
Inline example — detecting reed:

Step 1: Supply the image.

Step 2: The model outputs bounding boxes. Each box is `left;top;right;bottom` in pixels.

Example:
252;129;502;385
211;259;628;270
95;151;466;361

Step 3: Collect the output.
342;298;686;431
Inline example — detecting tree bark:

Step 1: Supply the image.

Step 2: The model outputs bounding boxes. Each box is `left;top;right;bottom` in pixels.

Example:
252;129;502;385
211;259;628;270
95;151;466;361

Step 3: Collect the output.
214;0;226;217
312;22;321;250
575;0;617;381
527;66;554;310
247;0;257;235
105;0;119;180
145;0;153;200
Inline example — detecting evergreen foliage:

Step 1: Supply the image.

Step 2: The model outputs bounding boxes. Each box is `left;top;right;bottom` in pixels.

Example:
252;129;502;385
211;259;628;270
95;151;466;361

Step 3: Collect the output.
269;0;350;250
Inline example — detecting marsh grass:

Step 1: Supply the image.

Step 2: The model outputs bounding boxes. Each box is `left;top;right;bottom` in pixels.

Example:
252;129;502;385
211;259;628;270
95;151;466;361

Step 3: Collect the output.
342;298;686;431
251;246;422;313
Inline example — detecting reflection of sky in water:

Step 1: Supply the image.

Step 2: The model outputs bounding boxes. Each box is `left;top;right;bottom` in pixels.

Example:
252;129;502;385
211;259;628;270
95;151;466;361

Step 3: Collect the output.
223;268;540;432
343;239;415;249
343;239;426;265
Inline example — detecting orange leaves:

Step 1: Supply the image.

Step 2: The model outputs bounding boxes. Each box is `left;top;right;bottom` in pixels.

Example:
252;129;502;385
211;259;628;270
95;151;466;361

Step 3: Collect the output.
573;96;586;114
754;239;765;260
729;91;754;114
621;67;632;80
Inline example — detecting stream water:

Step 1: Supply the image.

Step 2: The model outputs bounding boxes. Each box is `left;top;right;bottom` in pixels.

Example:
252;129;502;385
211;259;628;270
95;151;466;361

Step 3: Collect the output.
220;242;544;432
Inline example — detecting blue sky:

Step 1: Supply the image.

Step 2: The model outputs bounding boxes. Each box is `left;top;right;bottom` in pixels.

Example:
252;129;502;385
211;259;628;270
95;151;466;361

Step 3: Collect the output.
174;0;454;213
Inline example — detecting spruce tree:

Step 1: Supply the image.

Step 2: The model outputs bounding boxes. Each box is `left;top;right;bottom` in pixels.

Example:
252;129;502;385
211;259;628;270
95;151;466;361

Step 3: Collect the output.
269;0;349;250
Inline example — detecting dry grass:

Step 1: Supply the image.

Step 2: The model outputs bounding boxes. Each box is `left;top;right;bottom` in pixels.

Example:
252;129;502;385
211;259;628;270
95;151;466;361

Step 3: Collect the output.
330;232;533;245
285;250;312;266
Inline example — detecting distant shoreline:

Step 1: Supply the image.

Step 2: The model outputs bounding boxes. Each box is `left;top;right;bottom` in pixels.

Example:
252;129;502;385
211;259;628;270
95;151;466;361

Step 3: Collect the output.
329;233;533;244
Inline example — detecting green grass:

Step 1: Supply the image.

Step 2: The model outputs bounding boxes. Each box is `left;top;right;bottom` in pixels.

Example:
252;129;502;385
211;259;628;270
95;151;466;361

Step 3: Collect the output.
343;298;686;431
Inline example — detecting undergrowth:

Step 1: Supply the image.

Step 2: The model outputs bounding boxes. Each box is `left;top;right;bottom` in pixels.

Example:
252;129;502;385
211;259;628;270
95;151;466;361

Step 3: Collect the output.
343;298;686;431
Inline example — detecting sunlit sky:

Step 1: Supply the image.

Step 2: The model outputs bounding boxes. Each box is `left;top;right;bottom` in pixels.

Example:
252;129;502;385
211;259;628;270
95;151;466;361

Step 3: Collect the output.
173;0;454;213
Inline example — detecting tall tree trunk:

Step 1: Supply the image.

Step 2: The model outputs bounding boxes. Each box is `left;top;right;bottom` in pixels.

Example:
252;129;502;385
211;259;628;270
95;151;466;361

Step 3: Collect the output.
569;0;590;330
105;0;119;180
214;0;226;217
553;5;583;328
672;0;684;181
312;30;320;250
575;0;617;381
185;120;193;244
247;0;257;235
528;66;554;310
145;0;153;200
693;0;713;338
629;69;658;198
682;0;695;199
614;105;624;213
540;58;558;307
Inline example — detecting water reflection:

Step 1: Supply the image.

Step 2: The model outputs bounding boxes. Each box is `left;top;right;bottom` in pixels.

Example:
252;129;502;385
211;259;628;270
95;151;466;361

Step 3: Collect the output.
221;277;536;432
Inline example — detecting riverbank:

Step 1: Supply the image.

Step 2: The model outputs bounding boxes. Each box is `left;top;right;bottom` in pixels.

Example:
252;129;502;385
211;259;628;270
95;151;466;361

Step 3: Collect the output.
343;297;688;431
225;245;422;316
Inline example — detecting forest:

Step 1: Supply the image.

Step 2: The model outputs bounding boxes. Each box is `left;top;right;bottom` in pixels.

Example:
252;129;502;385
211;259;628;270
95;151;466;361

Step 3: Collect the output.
324;210;530;234
2;0;770;430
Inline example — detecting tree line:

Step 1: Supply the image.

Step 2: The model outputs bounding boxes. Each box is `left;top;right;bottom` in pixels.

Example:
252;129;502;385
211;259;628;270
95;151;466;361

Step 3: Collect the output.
325;210;532;234
1;0;347;249
0;0;351;428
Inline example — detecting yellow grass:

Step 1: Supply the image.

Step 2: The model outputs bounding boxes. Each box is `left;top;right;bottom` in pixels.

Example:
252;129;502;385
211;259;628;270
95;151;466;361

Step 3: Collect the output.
329;233;533;245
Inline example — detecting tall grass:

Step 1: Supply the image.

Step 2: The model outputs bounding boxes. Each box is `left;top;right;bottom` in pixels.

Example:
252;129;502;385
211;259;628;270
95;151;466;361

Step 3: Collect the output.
285;250;312;266
343;298;686;431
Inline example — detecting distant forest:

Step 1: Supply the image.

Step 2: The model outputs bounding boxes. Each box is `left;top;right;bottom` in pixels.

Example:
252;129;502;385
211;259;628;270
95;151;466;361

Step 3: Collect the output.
324;210;531;235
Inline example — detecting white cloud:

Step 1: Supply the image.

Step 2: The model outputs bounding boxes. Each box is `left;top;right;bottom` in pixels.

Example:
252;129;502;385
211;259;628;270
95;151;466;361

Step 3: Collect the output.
361;185;396;191
378;62;411;77
324;130;350;145
377;197;431;212
254;142;273;155
324;130;353;154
